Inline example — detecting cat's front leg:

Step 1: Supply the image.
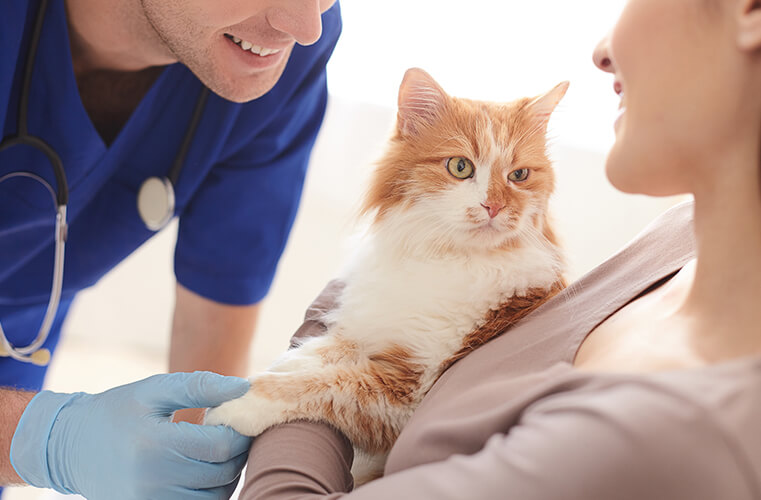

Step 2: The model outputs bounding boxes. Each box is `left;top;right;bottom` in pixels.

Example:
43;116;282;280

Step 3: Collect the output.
352;450;389;486
206;335;356;436
205;373;299;436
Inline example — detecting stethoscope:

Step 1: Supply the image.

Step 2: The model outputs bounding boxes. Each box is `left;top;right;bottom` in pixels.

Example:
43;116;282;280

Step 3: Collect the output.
0;0;209;365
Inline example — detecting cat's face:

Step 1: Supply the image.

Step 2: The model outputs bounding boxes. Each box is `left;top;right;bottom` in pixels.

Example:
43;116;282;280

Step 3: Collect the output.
364;69;567;255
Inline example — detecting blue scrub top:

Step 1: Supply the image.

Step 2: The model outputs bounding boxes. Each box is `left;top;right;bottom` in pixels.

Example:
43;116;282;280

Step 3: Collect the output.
0;0;342;391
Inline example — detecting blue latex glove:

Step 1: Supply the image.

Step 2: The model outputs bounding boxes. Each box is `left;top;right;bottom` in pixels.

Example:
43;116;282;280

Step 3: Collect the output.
10;371;252;499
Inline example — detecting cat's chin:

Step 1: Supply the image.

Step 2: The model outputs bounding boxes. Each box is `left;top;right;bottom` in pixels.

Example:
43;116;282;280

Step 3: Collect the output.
458;223;515;250
470;221;507;237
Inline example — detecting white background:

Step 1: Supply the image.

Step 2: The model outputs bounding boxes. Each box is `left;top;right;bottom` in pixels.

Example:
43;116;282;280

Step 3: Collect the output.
326;0;628;153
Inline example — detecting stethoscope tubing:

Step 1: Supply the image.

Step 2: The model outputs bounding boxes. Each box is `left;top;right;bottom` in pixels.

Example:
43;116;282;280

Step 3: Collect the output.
0;134;68;206
0;203;65;361
0;0;208;364
0;0;67;364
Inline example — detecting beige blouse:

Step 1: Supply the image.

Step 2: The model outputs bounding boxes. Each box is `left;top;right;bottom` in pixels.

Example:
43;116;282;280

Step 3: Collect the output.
240;201;761;499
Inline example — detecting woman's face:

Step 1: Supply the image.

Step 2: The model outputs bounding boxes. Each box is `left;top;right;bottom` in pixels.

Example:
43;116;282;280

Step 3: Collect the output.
594;0;753;196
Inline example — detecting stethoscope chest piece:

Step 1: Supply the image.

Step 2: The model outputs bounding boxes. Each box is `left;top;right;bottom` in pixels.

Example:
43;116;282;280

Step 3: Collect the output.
137;176;175;231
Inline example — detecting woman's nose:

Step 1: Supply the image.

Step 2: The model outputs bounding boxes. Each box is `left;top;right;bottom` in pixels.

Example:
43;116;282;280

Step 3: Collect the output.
593;37;615;73
268;0;324;46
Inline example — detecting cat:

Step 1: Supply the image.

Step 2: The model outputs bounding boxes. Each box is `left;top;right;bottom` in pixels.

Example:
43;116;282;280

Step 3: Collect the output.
205;68;569;484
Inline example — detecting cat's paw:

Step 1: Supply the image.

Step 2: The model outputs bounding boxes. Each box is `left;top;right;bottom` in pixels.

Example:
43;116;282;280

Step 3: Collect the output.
204;393;248;429
205;389;291;437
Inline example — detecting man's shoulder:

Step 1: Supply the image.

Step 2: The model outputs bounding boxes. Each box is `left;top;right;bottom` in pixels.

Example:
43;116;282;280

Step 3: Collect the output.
2;0;37;62
1;0;36;129
322;2;343;42
1;0;33;39
252;1;341;104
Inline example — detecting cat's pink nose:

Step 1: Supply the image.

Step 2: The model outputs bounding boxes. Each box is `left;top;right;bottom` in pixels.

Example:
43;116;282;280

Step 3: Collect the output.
481;202;505;219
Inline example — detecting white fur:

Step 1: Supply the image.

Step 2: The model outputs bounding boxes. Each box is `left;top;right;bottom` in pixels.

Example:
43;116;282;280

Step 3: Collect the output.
206;199;563;431
329;203;562;374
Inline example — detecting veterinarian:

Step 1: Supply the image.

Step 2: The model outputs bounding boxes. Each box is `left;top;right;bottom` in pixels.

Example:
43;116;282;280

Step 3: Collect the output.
0;0;340;498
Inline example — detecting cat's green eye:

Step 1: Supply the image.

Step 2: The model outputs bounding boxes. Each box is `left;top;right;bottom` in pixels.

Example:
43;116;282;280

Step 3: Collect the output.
446;157;474;179
508;168;530;182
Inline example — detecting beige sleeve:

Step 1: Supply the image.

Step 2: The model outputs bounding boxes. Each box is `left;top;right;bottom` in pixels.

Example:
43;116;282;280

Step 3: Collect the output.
239;383;756;500
289;280;346;348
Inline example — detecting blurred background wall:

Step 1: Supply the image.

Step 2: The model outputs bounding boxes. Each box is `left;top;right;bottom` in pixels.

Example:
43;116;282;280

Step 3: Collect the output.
6;1;689;498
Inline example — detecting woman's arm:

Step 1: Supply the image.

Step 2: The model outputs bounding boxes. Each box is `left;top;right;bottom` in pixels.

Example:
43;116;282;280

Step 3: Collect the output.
288;280;345;348
243;422;353;500
240;382;756;500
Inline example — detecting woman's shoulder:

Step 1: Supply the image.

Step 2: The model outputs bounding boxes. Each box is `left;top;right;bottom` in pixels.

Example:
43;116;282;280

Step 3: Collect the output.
394;357;761;495
391;360;760;499
522;361;761;497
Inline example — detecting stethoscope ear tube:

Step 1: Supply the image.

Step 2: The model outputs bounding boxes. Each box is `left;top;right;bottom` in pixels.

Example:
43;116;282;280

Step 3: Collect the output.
0;134;68;206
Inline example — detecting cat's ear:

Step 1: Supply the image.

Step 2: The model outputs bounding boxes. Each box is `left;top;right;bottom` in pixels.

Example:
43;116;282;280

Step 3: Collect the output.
397;68;448;137
527;81;570;131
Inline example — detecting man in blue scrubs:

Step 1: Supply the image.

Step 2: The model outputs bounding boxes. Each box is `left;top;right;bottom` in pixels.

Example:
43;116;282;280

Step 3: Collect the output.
0;0;341;498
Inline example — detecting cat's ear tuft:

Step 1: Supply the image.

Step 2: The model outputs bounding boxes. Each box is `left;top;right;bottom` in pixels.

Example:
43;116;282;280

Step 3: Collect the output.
397;68;448;137
527;81;570;131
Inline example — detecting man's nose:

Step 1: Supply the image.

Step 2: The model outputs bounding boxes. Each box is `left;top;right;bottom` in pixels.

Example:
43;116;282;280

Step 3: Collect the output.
268;0;324;46
593;36;615;73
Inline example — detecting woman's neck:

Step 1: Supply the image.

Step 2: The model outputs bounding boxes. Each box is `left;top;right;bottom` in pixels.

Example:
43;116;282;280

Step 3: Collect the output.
680;150;761;361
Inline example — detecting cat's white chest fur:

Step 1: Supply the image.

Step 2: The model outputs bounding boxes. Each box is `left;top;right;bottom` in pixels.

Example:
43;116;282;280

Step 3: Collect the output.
327;224;562;366
206;220;564;475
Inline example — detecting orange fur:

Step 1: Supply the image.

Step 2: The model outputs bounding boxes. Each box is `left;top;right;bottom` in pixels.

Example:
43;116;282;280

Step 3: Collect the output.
362;91;557;238
441;280;567;372
251;345;424;453
280;70;565;450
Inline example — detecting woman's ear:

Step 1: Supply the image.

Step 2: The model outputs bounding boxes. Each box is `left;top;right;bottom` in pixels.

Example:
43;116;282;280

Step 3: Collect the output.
737;0;761;51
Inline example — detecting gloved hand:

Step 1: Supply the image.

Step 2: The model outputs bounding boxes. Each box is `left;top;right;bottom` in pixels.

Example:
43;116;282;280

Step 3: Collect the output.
10;371;252;499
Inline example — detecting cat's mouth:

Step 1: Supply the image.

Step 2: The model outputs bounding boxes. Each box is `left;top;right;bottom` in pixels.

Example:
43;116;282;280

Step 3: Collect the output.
471;219;502;234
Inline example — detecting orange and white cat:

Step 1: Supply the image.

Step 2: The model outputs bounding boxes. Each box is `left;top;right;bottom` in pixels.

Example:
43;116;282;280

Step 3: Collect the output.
206;68;569;482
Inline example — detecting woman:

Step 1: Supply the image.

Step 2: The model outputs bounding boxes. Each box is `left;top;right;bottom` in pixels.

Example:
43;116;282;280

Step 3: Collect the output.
238;0;761;497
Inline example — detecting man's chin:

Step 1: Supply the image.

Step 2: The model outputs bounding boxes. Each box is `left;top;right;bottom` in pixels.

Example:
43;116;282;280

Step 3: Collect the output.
187;40;295;103
206;73;282;103
218;87;273;103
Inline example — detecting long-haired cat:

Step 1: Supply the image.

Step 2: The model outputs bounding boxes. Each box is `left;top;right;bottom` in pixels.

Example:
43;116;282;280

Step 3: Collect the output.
206;68;569;483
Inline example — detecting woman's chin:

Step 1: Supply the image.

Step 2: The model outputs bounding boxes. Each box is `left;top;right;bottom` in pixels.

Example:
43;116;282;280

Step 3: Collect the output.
604;140;643;194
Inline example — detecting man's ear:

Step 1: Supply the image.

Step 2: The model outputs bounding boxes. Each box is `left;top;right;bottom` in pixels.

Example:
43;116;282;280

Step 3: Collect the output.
737;0;761;51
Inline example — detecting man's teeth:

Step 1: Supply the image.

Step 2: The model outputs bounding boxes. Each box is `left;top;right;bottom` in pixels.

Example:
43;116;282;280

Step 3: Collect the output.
227;35;280;56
